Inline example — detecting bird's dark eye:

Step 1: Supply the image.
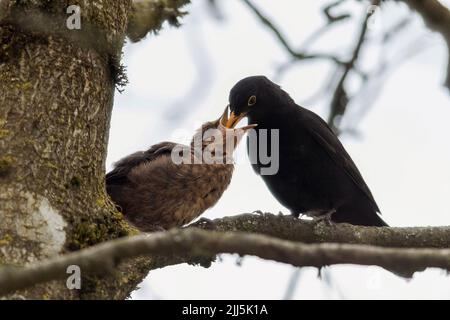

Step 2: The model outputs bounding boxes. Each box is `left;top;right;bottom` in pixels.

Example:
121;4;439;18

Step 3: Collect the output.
248;95;257;106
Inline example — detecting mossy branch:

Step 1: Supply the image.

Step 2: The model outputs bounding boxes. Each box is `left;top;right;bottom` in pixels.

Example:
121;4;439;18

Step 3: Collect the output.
127;0;191;42
192;213;450;248
2;213;450;295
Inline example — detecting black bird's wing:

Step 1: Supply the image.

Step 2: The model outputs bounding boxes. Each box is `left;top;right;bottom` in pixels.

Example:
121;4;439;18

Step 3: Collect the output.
106;141;177;186
301;107;381;213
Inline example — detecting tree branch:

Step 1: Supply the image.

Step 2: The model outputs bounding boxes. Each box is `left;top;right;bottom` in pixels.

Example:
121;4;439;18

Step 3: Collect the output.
127;0;191;42
2;226;450;296
327;0;381;130
240;0;380;131
194;213;450;248
3;213;450;295
242;0;450;132
398;0;450;90
241;0;345;65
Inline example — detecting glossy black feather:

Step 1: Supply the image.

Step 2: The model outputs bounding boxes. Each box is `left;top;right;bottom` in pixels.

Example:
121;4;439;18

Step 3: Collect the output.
301;107;380;213
230;76;387;226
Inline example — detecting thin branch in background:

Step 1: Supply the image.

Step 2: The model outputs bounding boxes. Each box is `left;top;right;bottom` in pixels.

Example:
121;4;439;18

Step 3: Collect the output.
343;34;436;134
398;0;450;90
297;1;352;51
323;0;352;23
206;0;225;21
163;13;215;123
339;14;413;134
320;268;346;299
283;268;302;300
381;16;412;43
241;0;345;66
300;66;342;106
327;0;382;131
240;0;379;131
234;0;450;301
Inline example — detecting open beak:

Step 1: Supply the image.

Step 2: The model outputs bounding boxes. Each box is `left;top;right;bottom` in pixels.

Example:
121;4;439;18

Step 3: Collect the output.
226;111;247;129
219;106;229;127
220;106;256;131
216;106;257;149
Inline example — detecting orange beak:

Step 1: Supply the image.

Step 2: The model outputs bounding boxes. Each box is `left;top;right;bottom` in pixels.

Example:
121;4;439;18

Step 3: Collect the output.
220;106;256;131
222;106;248;129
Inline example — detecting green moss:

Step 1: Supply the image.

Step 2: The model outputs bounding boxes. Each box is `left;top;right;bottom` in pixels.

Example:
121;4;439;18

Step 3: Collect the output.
15;81;32;90
0;234;12;247
68;204;138;250
120;220;139;237
96;196;107;208
41;293;50;300
45;162;58;170
0;129;10;138
0;118;8;138
70;221;107;249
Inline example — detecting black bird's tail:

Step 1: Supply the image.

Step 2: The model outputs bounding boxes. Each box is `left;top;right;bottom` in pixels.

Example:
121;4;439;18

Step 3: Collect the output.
332;199;388;227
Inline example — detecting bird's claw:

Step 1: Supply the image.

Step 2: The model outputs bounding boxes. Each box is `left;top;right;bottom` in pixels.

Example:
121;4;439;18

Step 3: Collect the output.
311;209;336;226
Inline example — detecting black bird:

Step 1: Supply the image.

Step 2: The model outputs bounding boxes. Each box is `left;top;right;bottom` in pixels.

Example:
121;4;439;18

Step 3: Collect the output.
106;108;255;231
225;75;387;226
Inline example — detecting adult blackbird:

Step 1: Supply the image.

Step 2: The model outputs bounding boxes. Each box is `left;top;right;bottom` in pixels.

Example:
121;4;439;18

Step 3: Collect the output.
106;108;255;231
225;76;387;226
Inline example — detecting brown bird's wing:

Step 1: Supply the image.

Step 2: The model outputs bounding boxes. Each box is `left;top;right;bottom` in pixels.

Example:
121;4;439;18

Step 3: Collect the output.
301;107;380;213
106;142;178;186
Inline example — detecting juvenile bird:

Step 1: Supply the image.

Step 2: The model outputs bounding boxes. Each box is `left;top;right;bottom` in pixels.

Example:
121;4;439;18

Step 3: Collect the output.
106;108;255;231
225;76;387;226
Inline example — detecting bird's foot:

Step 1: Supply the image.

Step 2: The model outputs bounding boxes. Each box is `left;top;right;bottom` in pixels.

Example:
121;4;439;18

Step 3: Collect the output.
196;217;217;230
310;209;336;226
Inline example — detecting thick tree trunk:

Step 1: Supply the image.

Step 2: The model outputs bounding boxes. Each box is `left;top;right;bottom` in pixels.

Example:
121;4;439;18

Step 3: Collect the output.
0;0;151;299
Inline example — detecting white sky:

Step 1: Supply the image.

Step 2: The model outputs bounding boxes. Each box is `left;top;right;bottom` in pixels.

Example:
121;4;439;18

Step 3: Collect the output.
107;0;450;299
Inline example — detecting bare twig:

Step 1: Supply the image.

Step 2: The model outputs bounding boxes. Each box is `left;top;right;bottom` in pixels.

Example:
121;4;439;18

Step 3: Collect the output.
241;0;345;65
127;0;191;42
323;0;352;23
327;0;381;130
398;0;450;90
240;0;379;130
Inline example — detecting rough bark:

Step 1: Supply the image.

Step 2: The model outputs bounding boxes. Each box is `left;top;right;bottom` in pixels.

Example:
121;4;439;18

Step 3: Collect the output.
0;0;188;299
1;0;450;300
127;0;190;42
4;224;450;295
191;213;450;248
3;214;450;295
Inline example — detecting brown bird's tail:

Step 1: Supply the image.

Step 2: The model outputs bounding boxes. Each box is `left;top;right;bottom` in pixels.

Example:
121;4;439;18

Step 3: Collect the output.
332;199;388;227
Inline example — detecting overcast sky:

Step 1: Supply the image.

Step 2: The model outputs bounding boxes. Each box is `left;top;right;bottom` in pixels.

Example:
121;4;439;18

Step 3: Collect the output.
107;0;450;299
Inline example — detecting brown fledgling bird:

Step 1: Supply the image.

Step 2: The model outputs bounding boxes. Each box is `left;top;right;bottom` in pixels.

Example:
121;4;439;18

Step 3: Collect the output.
106;108;255;231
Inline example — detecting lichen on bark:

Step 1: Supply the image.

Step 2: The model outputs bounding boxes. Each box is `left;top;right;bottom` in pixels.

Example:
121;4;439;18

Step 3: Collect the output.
0;0;148;299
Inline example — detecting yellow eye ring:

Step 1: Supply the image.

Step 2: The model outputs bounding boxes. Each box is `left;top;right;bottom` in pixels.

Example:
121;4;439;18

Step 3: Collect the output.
248;95;257;106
